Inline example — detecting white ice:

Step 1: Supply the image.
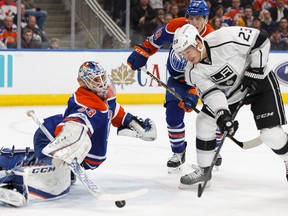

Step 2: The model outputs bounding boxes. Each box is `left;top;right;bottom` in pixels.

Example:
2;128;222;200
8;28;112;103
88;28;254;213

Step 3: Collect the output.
0;104;288;216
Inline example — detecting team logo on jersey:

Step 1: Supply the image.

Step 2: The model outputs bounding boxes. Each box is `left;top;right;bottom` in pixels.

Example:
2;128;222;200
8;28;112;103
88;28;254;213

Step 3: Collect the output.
210;65;237;86
169;49;187;72
274;61;288;86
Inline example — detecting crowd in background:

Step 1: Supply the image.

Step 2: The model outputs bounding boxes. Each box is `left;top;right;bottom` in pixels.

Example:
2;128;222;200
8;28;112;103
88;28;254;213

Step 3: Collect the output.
0;0;288;50
109;0;288;50
0;0;58;49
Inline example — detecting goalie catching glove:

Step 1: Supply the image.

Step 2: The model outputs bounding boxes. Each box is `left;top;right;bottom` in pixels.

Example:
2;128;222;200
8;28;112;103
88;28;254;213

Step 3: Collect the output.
117;116;157;141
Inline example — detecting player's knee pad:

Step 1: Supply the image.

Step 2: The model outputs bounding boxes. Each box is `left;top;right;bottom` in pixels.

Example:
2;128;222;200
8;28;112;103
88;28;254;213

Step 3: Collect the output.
165;102;185;126
42;121;92;164
196;112;217;141
260;126;288;150
260;126;288;159
0;147;35;170
2;163;71;203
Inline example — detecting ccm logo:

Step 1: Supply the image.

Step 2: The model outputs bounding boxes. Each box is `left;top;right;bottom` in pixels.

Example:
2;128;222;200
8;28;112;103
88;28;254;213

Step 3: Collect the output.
32;167;56;173
256;112;274;120
275;61;288;85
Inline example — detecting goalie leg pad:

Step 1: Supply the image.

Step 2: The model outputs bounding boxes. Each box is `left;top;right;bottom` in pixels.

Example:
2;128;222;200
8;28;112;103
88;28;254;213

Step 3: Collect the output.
0;163;71;206
42;121;92;164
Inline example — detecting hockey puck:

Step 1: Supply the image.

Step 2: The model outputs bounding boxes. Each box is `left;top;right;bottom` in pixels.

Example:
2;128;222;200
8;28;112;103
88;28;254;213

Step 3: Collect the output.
115;200;126;208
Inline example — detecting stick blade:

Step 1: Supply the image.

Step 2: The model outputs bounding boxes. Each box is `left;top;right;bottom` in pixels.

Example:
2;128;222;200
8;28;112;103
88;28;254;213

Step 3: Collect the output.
98;188;148;201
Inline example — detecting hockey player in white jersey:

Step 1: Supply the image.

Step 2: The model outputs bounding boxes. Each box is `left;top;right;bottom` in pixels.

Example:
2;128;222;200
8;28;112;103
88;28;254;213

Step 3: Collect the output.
172;24;288;188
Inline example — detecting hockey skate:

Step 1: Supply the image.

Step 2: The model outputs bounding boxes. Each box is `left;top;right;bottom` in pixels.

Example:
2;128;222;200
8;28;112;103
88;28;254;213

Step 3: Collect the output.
167;150;186;174
178;166;211;189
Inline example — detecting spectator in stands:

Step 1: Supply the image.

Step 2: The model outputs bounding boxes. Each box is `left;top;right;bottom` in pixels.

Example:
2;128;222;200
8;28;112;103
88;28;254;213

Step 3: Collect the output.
224;0;244;22
21;27;40;48
149;0;163;9
48;37;60;49
164;13;173;24
209;15;221;30
209;4;232;26
279;17;288;43
24;15;48;48
269;0;288;23
170;3;180;18
0;0;17;25
176;0;190;16
163;0;172;14
259;8;277;36
13;3;28;29
237;4;254;27
251;16;269;38
130;0;156;45
209;0;231;9
270;27;288;50
0;15;17;48
252;0;275;17
148;9;165;34
173;0;189;10
22;0;48;30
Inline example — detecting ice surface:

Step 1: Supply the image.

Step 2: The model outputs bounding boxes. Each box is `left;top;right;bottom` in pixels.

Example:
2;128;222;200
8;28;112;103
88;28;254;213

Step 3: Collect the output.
0;105;288;216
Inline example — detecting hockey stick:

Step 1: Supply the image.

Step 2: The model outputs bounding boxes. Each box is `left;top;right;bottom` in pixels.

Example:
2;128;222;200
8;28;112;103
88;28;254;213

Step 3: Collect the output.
197;89;249;198
140;67;262;150
26;110;148;205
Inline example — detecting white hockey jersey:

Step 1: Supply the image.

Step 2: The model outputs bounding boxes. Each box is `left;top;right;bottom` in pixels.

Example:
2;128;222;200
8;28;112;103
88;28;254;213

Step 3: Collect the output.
185;26;271;114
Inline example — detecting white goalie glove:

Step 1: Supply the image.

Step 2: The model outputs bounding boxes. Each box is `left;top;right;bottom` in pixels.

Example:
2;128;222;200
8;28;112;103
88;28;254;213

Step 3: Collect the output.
117;116;157;141
42;121;92;164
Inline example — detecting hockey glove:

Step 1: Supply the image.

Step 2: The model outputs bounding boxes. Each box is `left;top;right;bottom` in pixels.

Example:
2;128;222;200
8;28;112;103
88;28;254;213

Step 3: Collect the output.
117;116;157;141
215;109;238;136
241;68;264;93
178;88;199;112
127;45;151;70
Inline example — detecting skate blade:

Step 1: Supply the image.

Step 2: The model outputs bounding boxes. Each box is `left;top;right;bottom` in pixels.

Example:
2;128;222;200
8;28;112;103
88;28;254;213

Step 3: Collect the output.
0;188;27;207
168;165;183;174
178;181;211;190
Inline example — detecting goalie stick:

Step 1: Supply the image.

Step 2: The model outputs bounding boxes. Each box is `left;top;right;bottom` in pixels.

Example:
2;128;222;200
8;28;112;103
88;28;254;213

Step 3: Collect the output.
26;110;148;203
140;67;262;150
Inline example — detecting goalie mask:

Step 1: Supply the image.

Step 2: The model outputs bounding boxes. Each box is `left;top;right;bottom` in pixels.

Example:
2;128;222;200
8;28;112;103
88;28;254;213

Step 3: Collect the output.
78;61;113;99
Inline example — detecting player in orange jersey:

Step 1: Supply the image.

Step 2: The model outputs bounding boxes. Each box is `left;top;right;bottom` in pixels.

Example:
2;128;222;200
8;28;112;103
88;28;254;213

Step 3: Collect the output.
127;0;219;174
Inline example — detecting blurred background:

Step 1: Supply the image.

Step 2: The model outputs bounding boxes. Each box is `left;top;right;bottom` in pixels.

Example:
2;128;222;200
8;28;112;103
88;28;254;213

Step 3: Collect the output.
1;0;287;50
